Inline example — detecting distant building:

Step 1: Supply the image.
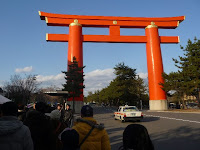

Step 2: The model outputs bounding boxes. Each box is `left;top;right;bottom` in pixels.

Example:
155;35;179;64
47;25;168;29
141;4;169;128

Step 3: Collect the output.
167;91;199;104
44;90;69;97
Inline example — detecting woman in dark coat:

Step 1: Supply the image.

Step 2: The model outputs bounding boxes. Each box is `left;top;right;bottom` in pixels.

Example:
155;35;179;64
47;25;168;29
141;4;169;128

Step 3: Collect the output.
24;102;56;150
120;124;154;150
49;109;67;150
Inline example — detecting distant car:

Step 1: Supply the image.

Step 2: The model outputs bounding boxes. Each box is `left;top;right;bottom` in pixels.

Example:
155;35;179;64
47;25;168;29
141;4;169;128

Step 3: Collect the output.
187;103;199;109
89;103;96;107
169;103;176;109
114;105;143;122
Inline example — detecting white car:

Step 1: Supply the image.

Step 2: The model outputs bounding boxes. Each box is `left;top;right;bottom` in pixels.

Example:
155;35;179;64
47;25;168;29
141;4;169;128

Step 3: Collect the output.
114;105;143;122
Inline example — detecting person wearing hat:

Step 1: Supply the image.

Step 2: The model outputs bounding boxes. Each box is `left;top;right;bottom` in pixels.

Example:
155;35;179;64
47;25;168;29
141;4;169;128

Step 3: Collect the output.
72;105;111;150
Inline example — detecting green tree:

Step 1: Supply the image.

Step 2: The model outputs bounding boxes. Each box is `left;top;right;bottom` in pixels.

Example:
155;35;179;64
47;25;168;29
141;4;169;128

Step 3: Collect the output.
161;72;186;107
133;76;149;107
113;63;138;105
161;38;200;107
174;38;200;103
86;63;148;107
104;81;121;106
62;57;85;111
86;91;93;103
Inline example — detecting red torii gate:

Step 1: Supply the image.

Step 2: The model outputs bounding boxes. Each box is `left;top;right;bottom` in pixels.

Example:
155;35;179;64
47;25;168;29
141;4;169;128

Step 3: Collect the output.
39;11;184;110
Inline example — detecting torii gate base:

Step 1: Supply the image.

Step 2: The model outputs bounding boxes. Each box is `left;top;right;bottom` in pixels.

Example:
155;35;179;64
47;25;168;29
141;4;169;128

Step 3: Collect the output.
39;11;184;112
66;101;83;113
150;100;168;110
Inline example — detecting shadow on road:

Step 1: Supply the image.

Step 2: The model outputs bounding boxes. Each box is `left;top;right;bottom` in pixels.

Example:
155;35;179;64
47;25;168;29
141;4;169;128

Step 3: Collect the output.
142;116;160;122
110;134;123;150
106;127;125;150
106;126;125;134
109;125;200;150
151;126;200;150
112;116;160;123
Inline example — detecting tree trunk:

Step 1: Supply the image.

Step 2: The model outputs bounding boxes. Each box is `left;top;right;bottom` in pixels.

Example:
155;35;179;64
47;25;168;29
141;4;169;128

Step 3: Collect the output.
181;98;187;109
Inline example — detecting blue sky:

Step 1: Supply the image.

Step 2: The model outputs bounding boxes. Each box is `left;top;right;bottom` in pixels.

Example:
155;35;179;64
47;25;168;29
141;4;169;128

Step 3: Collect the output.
0;0;200;95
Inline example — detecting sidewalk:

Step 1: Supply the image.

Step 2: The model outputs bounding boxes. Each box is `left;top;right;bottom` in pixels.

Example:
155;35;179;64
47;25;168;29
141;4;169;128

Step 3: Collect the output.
147;109;200;114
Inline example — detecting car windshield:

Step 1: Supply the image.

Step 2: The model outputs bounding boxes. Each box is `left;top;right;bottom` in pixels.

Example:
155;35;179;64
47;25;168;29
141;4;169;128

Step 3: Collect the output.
123;107;138;112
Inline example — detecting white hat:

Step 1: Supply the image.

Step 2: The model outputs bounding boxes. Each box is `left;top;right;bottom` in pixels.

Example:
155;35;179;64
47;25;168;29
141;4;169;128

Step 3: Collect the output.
50;110;61;120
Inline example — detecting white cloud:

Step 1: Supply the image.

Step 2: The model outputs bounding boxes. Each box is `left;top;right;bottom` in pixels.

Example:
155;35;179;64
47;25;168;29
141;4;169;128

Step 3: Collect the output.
36;73;65;82
36;73;65;88
36;69;116;96
137;72;148;79
84;69;115;95
137;72;148;85
36;69;148;96
15;66;33;73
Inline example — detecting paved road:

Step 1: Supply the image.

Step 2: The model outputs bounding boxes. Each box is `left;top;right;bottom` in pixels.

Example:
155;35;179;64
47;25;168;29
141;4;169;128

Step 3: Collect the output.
92;106;200;150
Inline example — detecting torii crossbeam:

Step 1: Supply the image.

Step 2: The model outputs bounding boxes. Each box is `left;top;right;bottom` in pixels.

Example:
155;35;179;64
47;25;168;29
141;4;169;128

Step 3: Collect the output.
39;11;185;111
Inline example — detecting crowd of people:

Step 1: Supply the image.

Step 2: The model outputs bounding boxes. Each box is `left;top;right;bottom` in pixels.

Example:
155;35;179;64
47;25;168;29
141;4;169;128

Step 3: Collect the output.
0;101;154;150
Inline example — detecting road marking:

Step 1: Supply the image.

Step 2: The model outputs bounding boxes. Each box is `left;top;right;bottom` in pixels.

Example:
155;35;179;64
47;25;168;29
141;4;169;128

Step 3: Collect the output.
144;114;200;124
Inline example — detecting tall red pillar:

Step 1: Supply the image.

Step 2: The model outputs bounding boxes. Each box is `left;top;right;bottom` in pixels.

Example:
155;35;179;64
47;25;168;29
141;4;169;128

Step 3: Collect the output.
145;22;167;110
68;19;83;68
67;19;83;112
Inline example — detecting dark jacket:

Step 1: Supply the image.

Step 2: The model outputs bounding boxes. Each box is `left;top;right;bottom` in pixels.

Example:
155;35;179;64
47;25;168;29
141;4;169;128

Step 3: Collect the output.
63;109;73;127
0;116;33;150
51;119;66;150
24;110;56;150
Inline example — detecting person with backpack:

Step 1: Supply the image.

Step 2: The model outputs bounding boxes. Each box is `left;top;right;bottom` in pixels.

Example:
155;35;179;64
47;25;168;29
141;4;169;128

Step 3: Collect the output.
72;105;111;150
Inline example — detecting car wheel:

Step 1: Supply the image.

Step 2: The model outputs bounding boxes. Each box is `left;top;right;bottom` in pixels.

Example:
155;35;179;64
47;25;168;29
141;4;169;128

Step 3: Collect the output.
121;119;125;123
120;116;124;122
